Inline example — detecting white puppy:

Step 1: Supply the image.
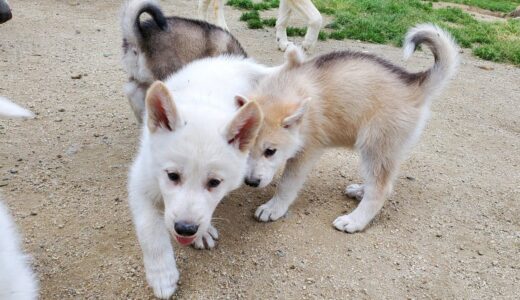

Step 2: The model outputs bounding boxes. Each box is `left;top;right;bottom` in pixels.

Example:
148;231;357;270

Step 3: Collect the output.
198;0;228;30
128;55;273;298
276;0;322;51
0;97;37;300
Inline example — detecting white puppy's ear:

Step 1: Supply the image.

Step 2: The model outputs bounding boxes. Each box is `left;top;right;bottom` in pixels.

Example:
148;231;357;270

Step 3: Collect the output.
146;81;180;133
226;101;263;152
234;95;249;108
282;98;310;128
285;44;305;68
0;97;34;119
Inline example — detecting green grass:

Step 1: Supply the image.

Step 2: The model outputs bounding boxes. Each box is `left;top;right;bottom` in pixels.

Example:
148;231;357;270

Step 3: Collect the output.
227;0;520;65
431;0;519;13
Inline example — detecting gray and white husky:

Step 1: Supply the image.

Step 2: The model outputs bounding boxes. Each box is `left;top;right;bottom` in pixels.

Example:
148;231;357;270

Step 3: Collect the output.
120;0;247;122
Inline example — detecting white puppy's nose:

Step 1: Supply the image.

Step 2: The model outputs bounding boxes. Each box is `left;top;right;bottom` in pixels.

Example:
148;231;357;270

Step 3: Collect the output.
244;177;261;187
174;221;199;237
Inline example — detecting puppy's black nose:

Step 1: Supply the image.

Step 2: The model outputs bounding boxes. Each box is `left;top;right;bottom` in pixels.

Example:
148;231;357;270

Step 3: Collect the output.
0;10;12;24
244;178;261;187
174;222;199;237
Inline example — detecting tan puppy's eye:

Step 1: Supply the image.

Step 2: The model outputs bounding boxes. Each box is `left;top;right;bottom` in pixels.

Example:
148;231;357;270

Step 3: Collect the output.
167;172;181;183
264;148;277;157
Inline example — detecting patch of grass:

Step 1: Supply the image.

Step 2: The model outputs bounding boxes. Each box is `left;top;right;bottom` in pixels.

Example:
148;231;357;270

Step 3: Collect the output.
431;0;519;13
228;0;520;65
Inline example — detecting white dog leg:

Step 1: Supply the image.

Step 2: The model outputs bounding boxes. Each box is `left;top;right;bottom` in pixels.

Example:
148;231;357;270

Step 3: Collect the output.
276;0;293;51
129;188;179;299
198;0;211;20
291;0;322;51
124;81;147;124
255;149;323;222
214;0;229;30
192;224;219;250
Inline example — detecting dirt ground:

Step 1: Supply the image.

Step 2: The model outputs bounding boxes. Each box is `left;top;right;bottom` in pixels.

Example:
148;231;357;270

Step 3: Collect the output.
0;0;519;299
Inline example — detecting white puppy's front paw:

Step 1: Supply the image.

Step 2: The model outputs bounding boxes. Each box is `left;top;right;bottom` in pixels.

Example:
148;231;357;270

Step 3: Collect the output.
345;184;364;201
146;265;179;299
255;198;289;222
192;224;219;250
333;213;370;233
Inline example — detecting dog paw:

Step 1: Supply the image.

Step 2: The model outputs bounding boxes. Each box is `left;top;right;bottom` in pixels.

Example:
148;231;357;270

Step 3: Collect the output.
301;40;315;52
278;40;293;52
192;224;218;250
146;265;179;299
345;184;364;201
255;198;289;222
333;213;370;233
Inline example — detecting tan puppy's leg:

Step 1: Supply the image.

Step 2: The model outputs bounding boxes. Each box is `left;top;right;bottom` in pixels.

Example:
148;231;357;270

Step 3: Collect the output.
214;0;229;30
290;0;322;51
255;148;323;222
276;0;293;51
198;0;211;20
334;125;402;233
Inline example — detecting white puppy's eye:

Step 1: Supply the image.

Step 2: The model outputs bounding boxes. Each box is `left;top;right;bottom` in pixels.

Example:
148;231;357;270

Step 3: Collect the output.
264;148;277;158
207;178;221;189
167;172;181;183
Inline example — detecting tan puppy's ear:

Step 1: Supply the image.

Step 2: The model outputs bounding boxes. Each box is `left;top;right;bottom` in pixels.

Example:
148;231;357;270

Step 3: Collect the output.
226;101;264;152
282;98;310;128
234;95;249;108
146;81;180;133
284;44;305;68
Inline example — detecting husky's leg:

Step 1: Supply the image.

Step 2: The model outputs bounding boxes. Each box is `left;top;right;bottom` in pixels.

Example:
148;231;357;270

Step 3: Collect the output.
129;182;178;299
291;0;322;51
333;126;402;233
255;148;323;222
124;81;147;124
214;0;229;30
198;0;211;20
276;0;293;51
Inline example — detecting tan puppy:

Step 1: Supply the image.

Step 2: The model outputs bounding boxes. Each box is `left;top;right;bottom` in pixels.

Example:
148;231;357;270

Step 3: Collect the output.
244;24;459;233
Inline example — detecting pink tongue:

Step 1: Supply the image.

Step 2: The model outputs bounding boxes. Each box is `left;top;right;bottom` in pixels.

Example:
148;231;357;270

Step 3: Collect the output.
176;236;195;246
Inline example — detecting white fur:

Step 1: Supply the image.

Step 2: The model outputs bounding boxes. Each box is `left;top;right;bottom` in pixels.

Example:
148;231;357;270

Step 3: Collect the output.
276;0;322;51
0;97;34;119
198;0;228;30
0;199;38;300
128;55;272;298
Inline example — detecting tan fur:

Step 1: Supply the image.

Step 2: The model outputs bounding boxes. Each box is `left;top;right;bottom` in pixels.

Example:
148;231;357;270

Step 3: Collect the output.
246;25;459;232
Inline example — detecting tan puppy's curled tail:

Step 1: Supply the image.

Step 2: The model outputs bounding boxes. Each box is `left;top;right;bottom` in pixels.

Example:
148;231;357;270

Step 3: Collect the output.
403;24;460;102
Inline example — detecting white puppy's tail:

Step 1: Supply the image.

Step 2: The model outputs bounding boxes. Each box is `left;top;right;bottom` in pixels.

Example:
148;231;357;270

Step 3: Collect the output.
403;24;459;102
120;0;168;46
0;97;34;119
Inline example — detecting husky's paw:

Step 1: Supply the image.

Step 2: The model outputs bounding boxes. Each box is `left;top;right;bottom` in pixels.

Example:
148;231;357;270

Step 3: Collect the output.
147;265;179;299
278;40;293;52
255;198;289;222
345;184;364;201
301;40;315;52
192;225;218;250
333;213;370;233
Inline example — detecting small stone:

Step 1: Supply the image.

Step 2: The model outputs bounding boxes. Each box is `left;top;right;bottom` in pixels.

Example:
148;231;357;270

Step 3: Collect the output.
406;176;415;181
54;118;63;122
30;212;37;216
9;169;17;174
58;108;66;112
71;74;82;79
435;233;442;238
275;250;286;257
477;65;494;71
477;250;484;256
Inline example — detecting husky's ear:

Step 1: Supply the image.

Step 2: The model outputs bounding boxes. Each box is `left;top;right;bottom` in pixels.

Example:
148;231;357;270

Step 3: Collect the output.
146;81;180;133
234;95;249;108
226;101;263;152
284;44;305;69
282;98;310;128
